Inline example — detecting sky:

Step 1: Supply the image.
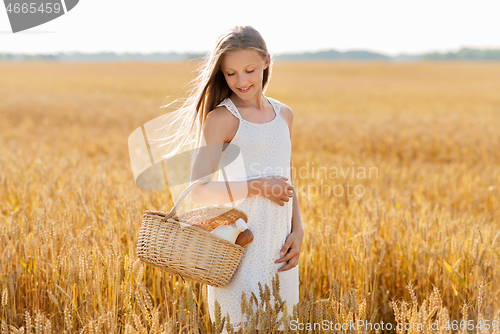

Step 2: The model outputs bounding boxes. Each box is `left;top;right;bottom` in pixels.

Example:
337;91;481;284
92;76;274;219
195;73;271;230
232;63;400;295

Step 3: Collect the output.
1;0;499;56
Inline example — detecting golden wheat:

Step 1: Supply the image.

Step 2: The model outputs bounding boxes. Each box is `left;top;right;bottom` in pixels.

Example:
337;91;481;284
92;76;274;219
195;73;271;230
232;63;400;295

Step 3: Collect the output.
0;60;499;333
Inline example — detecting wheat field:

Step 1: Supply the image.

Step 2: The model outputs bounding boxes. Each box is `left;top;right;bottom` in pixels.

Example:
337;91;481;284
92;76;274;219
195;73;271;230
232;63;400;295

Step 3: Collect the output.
0;60;499;333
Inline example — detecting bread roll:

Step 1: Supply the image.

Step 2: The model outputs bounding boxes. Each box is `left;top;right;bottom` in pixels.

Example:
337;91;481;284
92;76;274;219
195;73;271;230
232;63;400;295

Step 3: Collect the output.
235;229;254;247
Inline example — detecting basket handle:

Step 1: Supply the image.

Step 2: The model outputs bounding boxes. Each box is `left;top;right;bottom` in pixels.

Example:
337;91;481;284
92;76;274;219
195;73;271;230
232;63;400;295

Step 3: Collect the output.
164;179;209;219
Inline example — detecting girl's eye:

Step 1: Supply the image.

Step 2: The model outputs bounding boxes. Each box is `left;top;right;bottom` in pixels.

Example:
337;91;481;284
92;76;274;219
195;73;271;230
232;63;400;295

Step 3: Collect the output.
226;70;253;76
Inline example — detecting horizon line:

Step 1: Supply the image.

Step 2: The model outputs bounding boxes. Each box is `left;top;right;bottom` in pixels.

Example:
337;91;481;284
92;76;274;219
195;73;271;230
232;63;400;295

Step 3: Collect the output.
2;45;500;58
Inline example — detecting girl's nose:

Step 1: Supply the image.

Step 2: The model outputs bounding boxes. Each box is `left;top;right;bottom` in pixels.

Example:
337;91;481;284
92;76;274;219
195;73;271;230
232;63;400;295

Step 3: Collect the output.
237;74;249;86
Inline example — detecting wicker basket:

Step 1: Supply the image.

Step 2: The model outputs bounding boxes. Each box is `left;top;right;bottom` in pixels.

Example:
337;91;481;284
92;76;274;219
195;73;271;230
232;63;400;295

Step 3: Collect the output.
137;179;248;287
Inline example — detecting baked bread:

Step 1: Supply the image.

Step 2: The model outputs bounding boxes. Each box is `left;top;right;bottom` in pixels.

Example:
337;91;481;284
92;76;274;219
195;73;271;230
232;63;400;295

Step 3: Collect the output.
235;229;254;247
147;207;248;232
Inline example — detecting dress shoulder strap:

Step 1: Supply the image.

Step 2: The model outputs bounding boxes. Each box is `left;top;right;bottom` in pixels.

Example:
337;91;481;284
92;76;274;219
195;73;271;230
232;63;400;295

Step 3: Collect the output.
216;98;243;121
216;96;282;118
266;97;282;115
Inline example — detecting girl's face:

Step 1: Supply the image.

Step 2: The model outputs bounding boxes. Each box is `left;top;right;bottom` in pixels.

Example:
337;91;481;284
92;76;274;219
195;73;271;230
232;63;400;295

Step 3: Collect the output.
220;49;270;100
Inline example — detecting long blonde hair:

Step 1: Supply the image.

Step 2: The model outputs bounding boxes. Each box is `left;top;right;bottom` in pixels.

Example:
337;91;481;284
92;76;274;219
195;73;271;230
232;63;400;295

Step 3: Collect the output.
157;25;272;161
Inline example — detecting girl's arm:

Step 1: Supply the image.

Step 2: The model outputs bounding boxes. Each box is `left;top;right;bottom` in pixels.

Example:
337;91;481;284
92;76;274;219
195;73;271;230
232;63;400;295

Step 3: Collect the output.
290;161;304;233
190;107;253;205
190;107;290;206
275;103;303;272
281;103;304;233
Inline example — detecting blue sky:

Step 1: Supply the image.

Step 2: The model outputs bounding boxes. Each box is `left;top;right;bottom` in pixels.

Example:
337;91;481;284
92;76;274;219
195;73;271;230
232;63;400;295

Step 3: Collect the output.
1;0;499;56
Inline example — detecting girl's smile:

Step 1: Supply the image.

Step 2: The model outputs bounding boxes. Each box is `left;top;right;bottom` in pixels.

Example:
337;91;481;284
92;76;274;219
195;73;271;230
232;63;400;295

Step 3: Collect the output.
237;85;252;93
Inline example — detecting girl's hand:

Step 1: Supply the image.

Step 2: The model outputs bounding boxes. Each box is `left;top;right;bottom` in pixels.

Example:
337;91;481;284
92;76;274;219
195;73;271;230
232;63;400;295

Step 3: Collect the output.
275;227;304;272
258;175;294;206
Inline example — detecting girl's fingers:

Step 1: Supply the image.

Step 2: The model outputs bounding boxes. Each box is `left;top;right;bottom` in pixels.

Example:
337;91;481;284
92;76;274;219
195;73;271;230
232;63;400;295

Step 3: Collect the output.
277;247;298;263
275;251;293;263
277;263;289;272
277;258;298;272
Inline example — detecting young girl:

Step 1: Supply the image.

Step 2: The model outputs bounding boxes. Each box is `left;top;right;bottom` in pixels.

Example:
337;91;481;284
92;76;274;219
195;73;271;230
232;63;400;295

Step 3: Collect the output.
165;25;304;333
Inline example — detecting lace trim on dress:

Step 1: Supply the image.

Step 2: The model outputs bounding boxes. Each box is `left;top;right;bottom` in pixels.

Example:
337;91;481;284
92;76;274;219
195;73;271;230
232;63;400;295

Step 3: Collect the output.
267;97;281;116
217;96;282;121
217;99;242;121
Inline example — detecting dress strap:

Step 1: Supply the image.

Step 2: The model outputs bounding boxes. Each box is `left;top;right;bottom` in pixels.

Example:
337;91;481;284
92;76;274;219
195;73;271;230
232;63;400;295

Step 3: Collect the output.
266;97;282;116
217;96;282;119
216;98;243;121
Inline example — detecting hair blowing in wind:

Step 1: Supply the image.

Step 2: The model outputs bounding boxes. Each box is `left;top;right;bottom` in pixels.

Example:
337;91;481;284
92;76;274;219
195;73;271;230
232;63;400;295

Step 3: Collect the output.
153;25;273;162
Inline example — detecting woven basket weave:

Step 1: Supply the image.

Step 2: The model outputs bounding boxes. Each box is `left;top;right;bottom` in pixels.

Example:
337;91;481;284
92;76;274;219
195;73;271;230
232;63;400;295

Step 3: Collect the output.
137;179;248;287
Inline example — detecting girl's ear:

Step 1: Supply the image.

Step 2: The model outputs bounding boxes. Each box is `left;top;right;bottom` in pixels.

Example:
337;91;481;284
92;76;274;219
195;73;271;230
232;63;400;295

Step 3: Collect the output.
263;54;271;70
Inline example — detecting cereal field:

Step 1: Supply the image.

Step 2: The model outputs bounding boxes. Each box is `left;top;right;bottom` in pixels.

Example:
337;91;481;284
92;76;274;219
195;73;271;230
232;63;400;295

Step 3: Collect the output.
0;60;499;333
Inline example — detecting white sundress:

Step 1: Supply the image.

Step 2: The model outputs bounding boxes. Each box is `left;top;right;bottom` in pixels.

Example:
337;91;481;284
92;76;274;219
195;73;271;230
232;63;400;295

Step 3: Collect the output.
207;96;300;333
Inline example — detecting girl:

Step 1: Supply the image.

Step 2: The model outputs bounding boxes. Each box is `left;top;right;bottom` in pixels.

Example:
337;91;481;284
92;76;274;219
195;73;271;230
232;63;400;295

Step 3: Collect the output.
164;25;304;333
